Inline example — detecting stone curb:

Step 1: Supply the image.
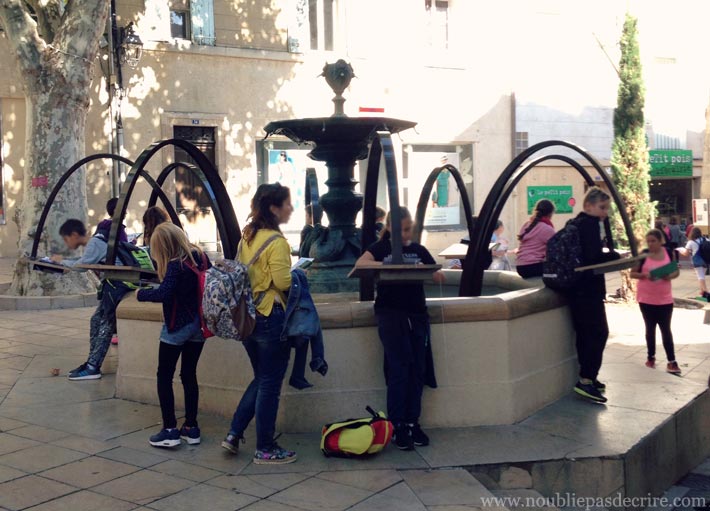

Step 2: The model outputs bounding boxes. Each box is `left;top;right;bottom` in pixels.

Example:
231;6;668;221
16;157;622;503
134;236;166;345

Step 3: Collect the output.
0;292;98;311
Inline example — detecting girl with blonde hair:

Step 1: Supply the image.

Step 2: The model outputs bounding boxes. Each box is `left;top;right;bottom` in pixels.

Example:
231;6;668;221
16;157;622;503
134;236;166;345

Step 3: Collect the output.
137;223;211;447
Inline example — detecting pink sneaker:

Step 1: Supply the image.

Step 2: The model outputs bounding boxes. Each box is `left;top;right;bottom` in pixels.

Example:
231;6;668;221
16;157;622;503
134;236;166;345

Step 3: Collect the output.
111;335;119;345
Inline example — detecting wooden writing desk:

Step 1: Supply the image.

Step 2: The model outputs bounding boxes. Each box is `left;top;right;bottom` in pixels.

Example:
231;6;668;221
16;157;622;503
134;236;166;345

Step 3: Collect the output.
348;263;442;282
74;264;157;283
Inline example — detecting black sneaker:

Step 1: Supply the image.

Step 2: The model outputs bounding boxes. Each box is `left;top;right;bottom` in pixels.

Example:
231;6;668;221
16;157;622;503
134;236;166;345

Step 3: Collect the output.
221;433;242;454
574;381;607;403
593;380;606;393
68;363;87;376
393;425;414;451
179;424;201;445
409;423;429;447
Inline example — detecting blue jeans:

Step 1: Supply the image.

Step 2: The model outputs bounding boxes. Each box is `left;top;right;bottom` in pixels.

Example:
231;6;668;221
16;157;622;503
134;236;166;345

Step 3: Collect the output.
229;305;290;450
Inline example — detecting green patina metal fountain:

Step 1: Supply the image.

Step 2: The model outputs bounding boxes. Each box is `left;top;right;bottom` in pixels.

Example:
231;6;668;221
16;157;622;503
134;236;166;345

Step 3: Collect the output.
264;60;416;293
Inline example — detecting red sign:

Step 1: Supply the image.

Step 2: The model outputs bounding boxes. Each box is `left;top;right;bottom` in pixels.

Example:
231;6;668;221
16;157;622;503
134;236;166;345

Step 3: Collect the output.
359;107;385;113
31;176;49;188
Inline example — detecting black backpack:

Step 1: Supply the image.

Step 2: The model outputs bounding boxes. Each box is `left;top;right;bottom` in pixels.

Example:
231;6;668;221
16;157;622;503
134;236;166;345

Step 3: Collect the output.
697;237;710;265
542;218;583;291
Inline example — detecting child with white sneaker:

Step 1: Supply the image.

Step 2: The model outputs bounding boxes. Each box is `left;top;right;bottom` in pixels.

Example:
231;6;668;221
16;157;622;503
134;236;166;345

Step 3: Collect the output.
137;223;211;447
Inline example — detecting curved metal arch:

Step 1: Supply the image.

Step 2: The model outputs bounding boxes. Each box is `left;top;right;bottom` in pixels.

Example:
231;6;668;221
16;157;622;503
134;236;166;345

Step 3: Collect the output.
413;164;474;244
460;140;637;296
146;161;205;228
31;153;178;259
108;139;241;263
359;131;404;300
304;168;323;225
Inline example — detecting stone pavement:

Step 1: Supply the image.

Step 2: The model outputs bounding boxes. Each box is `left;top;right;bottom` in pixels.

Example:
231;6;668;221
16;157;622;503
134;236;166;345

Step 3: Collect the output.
0;258;709;510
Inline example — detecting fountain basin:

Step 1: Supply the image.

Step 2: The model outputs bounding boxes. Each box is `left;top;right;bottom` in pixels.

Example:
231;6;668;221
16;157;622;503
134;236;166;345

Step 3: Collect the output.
116;271;577;431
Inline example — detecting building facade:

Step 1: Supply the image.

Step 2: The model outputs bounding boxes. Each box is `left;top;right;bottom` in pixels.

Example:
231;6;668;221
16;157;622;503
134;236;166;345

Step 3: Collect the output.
0;0;707;261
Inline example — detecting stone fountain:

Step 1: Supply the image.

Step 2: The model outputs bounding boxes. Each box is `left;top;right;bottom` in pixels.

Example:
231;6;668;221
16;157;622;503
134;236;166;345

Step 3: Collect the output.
264;60;416;293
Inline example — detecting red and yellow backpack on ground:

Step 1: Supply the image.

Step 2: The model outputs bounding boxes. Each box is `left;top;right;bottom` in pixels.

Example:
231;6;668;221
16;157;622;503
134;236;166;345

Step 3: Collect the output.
320;406;394;457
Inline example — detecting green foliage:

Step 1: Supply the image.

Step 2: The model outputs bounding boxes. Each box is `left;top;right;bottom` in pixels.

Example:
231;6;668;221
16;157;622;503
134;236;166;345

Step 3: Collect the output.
610;13;654;249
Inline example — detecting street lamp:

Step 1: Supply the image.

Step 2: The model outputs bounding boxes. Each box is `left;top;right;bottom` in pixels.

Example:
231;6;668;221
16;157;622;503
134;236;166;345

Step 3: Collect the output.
118;22;143;68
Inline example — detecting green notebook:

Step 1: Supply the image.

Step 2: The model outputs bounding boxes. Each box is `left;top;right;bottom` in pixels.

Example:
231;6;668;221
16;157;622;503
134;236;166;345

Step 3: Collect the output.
649;261;678;280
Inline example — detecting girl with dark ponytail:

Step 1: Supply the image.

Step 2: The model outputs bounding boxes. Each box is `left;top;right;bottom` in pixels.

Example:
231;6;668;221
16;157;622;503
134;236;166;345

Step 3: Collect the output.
515;199;556;278
222;183;297;465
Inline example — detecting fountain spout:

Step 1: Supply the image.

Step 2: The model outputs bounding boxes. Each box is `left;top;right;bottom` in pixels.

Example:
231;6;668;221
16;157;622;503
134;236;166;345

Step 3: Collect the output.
319;60;355;117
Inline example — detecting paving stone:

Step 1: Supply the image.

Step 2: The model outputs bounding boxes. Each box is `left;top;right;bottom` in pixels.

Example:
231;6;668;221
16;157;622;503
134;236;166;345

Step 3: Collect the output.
150;459;223;483
148;483;259;511
22;490;136;511
50;435;117;455
348;481;427;511
92;469;194;506
40;456;140;488
98;446;169;468
0;464;26;483
0;432;41;456
9;425;71;442
315;469;403;492
400;469;493;507
268;476;373;511
241;500;310;511
0;475;76;510
0;443;87;473
207;473;314;498
0;416;27;433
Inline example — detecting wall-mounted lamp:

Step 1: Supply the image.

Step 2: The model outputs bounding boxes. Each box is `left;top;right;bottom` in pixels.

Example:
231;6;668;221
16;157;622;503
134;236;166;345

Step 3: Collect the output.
118;22;143;68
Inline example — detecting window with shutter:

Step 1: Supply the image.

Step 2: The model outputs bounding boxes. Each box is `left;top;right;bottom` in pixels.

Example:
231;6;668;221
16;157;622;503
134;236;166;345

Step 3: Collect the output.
190;0;215;46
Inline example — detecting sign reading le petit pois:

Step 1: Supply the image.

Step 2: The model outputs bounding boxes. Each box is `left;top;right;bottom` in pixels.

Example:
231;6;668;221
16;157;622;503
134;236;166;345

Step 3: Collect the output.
527;186;573;214
649;149;693;178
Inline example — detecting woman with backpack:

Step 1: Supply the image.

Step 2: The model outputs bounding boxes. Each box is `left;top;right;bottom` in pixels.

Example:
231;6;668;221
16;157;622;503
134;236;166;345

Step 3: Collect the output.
355;206;445;450
221;183;297;465
136;223;211;447
567;187;620;404
630;229;681;374
677;227;709;300
515;199;555;278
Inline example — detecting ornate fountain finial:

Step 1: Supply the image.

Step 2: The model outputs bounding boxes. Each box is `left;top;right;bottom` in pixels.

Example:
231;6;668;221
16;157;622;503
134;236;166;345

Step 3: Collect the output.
320;59;355;117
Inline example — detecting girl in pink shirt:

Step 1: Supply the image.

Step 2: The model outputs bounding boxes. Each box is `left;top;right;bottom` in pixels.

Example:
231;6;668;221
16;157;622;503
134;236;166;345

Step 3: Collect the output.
516;199;556;278
630;229;681;374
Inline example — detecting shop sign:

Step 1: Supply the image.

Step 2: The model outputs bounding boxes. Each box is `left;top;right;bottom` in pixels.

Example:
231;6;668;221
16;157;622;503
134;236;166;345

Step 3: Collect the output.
527;186;573;214
649;149;692;178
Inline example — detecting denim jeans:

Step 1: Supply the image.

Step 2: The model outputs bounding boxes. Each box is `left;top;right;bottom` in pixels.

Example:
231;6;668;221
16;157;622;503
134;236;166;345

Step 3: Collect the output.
229;304;289;450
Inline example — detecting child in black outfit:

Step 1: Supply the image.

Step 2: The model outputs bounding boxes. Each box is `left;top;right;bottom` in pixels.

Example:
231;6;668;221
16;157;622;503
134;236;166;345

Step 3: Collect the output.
568;187;620;404
355;207;445;450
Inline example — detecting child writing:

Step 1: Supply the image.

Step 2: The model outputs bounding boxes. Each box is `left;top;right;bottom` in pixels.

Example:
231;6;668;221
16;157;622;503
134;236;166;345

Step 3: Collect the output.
630;229;681;374
567;187;619;404
137;223;211;447
489;220;511;271
676;227;709;300
516;199;555;278
355;206;445;450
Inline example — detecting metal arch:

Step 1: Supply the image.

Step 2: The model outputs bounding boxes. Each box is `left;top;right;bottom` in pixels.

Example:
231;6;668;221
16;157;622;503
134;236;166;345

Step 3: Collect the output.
460;140;638;296
304;168;323;225
32;153;128;258
413;164;474;244
108;139;241;264
359;131;404;300
145;161;201;226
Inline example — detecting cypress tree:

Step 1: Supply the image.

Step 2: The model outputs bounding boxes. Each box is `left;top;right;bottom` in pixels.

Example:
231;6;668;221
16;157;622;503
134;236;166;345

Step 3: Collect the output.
610;13;653;299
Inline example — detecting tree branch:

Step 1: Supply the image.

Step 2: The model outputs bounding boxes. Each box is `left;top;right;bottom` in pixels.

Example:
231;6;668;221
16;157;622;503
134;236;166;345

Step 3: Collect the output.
22;0;64;42
53;0;108;64
0;0;44;76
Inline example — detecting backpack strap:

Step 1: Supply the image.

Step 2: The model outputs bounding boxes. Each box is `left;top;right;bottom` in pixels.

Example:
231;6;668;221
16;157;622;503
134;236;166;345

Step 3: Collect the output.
238;234;284;307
